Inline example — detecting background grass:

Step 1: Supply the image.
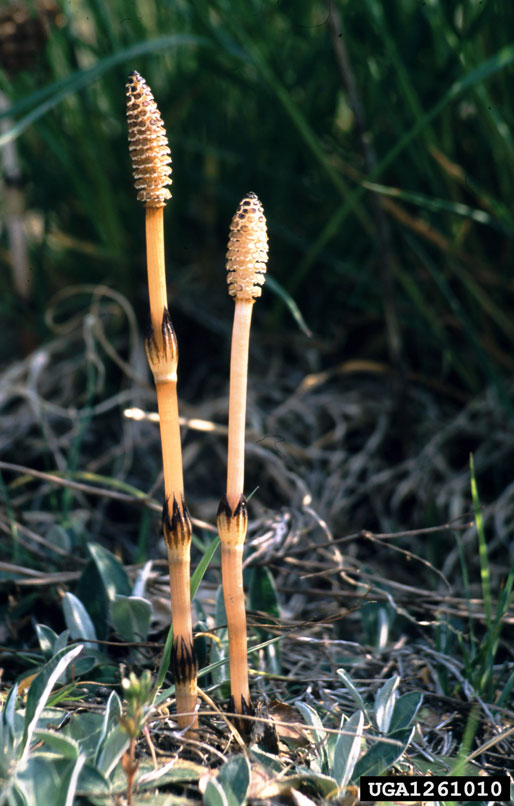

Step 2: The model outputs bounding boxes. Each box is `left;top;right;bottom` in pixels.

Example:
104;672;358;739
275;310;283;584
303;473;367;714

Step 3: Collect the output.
2;0;514;399
1;0;514;801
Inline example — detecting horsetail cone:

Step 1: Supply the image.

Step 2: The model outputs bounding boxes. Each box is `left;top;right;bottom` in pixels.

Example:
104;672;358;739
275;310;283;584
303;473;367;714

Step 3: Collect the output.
126;70;172;208
226;192;268;300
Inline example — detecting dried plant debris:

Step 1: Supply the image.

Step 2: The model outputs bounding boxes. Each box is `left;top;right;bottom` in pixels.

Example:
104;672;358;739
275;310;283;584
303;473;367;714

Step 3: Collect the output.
0;293;513;783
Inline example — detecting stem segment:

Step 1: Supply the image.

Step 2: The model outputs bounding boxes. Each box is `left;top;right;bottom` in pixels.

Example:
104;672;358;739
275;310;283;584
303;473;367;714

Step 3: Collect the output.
145;207;168;347
226;301;254;511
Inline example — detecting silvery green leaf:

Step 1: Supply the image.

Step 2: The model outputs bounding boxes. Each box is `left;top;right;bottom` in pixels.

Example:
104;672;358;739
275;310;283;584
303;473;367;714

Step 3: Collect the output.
21;645;83;760
389;691;423;734
333;710;364;791
336;669;367;713
87;542;131;600
12;755;61;804
61;754;87;806
95;725;130;778
203;778;229;806
33;730;80;760
111;595;152;641
35;624;58;658
374;676;399;733
216;755;251;806
94;690;122;766
352;726;415;780
296;702;329;773
62;593;96;642
132;560;153;598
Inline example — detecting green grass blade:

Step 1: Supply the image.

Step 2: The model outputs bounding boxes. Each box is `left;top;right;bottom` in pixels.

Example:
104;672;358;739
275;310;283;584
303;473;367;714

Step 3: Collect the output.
290;43;514;292
362;180;514;237
470;455;492;628
0;34;210;147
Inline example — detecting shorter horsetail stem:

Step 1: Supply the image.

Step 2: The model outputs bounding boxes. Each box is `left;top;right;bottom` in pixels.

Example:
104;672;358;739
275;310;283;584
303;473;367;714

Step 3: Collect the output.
219;193;268;730
126;72;197;731
225;192;268;511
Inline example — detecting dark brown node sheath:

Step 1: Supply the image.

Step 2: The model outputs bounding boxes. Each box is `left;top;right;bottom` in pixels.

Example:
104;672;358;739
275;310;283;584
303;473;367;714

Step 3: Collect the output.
126;71;197;732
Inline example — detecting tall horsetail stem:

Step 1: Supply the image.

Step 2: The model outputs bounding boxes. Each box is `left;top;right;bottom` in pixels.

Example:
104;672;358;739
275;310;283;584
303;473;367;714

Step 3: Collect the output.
126;71;198;732
217;192;268;732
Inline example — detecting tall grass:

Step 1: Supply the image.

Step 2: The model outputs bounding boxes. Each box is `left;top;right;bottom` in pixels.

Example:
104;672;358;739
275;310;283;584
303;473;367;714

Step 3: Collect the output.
1;0;513;399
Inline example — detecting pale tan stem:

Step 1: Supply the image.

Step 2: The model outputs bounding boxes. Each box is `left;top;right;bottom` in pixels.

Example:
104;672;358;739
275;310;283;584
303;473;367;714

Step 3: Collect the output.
145;207;168;346
144;206;196;732
226;300;254;510
155;380;184;500
221;543;250;712
168;552;198;731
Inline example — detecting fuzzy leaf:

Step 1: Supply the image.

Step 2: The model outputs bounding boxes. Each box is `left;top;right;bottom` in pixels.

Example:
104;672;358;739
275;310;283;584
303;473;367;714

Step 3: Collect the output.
336;669;367;714
374;676;399;734
53;630;71;657
388;691;423;734
87;542;131;600
111;595;152;641
94;691;122;766
35;624;59;659
6;780;29;806
33;730;80;760
76;559;109;641
62;754;87;806
21;645;83;760
250;748;284;773
204;778;229;806
132;561;153;598
95;725;130;777
295;702;328;773
352;726;415;780
3;682;18;736
62;593;97;643
216;755;251;806
333;710;364;791
13;755;62;804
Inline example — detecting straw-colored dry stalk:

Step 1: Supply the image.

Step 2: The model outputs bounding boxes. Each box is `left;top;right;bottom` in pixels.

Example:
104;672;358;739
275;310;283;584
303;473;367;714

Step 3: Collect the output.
126;70;197;732
218;192;268;731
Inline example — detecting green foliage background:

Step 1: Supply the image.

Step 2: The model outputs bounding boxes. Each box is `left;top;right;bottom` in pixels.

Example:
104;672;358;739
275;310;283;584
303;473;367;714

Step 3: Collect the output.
2;0;514;401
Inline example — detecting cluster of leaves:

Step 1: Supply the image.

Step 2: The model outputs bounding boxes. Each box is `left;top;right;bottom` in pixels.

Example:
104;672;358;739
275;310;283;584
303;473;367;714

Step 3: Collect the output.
1;463;512;802
0;648;206;804
0;630;423;806
0;533;426;804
